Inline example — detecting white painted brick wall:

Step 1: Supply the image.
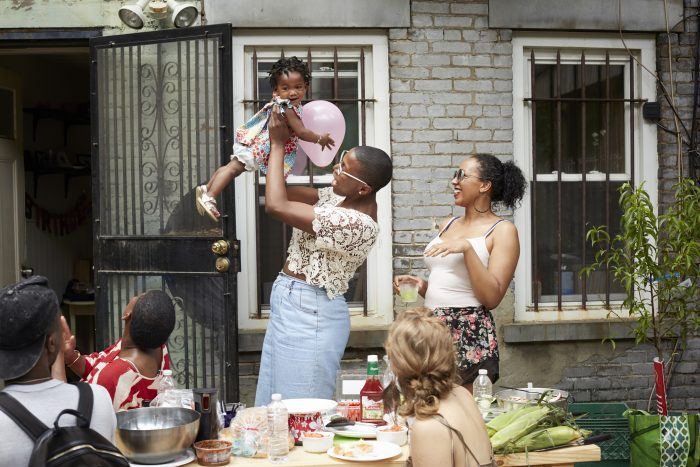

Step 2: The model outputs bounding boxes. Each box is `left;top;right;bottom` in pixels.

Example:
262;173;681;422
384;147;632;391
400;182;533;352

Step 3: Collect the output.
389;0;515;281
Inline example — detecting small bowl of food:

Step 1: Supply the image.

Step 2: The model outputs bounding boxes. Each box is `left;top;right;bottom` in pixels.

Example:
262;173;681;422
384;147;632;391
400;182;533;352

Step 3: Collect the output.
193;439;232;466
301;431;335;453
376;424;408;446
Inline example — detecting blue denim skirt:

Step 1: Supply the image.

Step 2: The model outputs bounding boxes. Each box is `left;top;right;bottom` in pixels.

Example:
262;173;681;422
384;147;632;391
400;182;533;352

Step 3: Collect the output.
254;272;350;406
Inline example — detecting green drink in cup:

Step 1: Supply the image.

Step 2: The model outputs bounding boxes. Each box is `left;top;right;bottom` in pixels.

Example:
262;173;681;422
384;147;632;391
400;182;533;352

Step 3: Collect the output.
399;281;419;303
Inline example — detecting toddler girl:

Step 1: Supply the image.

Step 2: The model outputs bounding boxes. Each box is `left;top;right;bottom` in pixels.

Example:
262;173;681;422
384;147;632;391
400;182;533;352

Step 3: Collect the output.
196;56;334;220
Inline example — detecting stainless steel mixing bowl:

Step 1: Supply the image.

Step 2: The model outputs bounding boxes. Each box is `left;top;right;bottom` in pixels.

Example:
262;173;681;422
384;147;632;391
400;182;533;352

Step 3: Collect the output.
494;387;569;412
116;407;200;464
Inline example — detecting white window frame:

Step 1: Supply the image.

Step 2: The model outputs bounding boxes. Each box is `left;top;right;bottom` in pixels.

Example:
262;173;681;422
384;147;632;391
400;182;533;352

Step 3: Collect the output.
232;30;392;331
512;32;658;322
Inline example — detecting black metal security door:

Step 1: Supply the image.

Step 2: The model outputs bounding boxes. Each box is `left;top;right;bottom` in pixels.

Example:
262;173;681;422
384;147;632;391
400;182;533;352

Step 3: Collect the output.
90;25;238;402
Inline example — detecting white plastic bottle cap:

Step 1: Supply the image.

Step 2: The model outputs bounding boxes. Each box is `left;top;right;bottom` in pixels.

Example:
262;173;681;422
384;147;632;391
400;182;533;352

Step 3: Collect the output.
368;355;378;362
478;369;488;375
271;393;282;401
162;369;173;376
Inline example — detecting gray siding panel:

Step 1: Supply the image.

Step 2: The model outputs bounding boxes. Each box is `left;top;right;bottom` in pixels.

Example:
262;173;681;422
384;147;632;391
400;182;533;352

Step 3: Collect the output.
206;0;410;28
489;0;683;32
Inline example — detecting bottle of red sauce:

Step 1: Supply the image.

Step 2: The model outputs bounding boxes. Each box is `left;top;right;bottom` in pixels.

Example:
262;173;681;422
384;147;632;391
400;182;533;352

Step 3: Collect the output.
360;355;386;425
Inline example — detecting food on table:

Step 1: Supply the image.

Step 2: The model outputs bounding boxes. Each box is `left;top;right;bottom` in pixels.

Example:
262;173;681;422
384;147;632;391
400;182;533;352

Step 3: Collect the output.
487;403;591;453
223;407;269;458
193;440;232;466
382;424;405;432
332;441;375;458
486;404;541;436
512;425;589;452
303;432;325;438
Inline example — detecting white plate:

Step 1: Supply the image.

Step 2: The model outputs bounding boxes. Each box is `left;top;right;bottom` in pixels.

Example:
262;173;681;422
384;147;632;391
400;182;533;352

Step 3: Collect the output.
282;398;337;414
325;422;378;439
129;449;195;467
327;440;402;462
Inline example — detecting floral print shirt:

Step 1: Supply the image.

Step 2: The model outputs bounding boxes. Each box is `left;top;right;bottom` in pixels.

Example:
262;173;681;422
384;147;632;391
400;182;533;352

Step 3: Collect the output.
286;187;378;299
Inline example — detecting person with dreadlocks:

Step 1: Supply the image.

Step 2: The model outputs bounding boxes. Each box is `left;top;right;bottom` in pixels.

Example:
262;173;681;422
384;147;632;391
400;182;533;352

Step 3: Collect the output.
196;56;335;220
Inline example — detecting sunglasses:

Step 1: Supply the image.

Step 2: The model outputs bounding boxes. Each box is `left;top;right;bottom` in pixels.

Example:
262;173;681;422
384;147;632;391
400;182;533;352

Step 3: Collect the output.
335;150;370;186
452;168;482;183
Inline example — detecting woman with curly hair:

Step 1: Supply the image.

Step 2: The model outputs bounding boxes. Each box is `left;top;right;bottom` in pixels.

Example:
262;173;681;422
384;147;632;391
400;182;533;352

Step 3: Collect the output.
394;154;526;390
385;308;495;467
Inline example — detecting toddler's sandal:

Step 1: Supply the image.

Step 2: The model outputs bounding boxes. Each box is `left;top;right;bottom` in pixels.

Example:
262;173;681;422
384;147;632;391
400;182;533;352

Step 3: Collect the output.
195;185;219;222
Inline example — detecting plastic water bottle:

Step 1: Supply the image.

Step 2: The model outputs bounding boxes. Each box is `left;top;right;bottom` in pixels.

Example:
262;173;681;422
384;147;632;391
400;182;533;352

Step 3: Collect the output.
267;393;289;463
158;369;175;396
473;369;493;418
382;355;394;388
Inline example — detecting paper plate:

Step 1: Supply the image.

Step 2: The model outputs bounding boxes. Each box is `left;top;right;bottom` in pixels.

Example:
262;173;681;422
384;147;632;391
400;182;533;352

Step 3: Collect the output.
327;440;402;462
281;398;337;414
129;449;195;467
325;422;378;439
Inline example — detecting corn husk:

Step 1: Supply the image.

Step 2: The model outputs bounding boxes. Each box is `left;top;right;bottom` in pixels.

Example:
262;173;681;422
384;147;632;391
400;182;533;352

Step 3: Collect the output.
512;425;590;452
487;404;541;435
490;405;551;451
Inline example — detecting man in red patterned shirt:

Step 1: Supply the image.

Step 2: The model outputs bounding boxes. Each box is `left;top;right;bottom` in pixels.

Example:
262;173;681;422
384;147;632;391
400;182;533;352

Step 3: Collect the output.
62;290;175;411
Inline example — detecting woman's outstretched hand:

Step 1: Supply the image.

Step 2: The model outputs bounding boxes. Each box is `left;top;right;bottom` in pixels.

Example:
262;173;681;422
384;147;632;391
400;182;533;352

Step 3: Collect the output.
269;104;291;149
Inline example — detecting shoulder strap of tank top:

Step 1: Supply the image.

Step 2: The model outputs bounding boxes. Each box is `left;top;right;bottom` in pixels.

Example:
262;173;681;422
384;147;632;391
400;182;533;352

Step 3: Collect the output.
439;217;460;237
432;413;496;467
483;219;506;238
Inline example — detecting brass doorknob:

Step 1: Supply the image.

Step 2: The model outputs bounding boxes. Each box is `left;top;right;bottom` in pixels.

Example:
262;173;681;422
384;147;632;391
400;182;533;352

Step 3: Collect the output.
211;240;229;255
215;257;230;273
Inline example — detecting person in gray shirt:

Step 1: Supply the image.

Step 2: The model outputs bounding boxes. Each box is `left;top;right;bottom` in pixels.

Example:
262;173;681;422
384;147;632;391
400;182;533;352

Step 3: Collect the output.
0;276;116;467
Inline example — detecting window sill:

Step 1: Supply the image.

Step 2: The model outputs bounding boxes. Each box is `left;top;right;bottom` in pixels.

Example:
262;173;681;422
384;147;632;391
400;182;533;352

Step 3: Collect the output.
502;319;638;343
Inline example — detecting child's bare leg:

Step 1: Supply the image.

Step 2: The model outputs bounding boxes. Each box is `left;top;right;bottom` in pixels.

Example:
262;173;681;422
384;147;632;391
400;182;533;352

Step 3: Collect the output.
206;159;246;198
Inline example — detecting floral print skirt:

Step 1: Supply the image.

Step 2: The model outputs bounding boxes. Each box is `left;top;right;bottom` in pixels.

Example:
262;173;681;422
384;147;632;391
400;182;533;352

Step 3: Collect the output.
433;306;499;385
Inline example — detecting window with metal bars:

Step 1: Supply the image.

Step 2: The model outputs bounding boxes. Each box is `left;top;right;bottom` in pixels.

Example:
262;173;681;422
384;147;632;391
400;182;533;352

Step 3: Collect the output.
244;46;373;318
515;42;655;314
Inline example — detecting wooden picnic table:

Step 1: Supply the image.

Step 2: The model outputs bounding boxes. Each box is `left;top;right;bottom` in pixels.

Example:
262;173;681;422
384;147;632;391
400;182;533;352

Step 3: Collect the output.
183;444;600;466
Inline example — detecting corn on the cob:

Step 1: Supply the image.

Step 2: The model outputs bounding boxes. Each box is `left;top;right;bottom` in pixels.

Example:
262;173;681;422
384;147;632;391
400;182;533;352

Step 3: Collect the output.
487;404;541;435
490;405;551;452
511;425;590;452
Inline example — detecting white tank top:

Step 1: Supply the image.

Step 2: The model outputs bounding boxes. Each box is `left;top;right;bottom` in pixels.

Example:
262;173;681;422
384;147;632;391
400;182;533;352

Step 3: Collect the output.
423;218;505;308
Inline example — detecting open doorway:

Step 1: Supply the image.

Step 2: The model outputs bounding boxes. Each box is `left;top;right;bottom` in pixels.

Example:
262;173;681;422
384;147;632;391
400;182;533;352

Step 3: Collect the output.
1;46;95;353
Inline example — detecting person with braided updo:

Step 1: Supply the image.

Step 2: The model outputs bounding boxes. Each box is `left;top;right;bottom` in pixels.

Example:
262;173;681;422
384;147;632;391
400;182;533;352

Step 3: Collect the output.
196;56;335;220
394;153;526;391
385;308;495;467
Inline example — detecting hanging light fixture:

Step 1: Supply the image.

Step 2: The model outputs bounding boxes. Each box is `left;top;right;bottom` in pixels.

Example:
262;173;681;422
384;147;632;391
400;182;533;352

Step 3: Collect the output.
118;0;199;29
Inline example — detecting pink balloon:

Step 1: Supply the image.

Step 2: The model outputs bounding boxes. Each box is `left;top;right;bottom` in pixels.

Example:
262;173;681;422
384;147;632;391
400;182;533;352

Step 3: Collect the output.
290;144;308;175
298;100;345;167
